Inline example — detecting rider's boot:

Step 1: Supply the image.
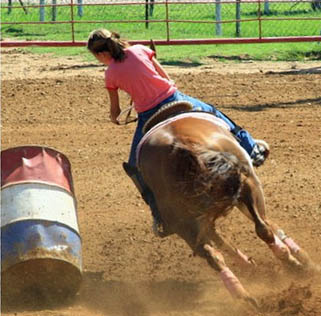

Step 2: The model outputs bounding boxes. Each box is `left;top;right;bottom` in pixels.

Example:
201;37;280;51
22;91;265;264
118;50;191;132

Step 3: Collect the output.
233;129;270;167
214;110;269;167
122;162;164;236
251;139;270;167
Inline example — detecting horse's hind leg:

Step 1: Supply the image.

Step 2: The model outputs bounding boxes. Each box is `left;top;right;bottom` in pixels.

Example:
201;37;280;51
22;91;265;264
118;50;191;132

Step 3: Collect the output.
198;243;259;309
266;219;320;273
238;179;318;273
179;218;258;308
239;179;303;271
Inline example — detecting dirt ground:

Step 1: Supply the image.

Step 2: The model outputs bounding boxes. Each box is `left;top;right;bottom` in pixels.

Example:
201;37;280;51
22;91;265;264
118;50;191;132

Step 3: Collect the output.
1;48;321;316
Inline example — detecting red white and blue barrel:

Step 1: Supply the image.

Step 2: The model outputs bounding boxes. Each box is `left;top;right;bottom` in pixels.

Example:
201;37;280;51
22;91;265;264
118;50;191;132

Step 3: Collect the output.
1;146;82;303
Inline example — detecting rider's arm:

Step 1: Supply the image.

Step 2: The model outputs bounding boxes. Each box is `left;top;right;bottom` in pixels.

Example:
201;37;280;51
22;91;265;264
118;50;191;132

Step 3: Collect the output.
107;88;121;125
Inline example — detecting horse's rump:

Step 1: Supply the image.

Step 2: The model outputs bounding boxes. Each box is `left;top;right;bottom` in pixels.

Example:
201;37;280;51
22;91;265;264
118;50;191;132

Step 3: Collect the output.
139;116;251;215
169;142;246;209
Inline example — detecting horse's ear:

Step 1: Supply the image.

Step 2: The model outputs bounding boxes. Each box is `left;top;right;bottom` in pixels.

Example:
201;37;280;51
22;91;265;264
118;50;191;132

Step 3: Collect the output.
150;39;156;58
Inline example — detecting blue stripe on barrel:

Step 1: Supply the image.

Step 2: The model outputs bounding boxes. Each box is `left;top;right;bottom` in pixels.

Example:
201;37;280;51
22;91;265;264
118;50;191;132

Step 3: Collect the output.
1;220;83;303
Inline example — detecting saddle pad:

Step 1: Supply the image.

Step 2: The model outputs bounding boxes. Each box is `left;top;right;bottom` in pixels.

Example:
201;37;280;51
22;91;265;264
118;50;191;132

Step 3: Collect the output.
142;100;193;134
136;112;231;165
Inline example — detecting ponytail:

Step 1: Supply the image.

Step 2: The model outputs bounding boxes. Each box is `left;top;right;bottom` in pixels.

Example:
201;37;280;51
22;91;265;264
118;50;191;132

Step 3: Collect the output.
87;29;130;62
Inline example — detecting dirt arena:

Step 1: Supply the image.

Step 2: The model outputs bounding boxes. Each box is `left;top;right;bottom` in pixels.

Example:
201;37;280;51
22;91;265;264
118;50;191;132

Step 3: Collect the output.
1;48;321;316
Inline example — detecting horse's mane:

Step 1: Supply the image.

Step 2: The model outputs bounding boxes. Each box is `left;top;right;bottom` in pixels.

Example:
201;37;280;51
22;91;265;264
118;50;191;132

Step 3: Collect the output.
170;142;249;209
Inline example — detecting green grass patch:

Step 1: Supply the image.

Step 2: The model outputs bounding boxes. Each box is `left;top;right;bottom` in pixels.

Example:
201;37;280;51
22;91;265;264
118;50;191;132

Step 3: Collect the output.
24;41;321;65
2;2;321;63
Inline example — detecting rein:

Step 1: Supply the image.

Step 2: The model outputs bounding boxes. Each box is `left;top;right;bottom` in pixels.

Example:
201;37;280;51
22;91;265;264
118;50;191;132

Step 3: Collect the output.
116;101;138;125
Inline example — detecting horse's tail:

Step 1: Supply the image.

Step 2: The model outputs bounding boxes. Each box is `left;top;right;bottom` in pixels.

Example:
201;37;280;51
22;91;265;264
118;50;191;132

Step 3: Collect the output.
171;143;249;208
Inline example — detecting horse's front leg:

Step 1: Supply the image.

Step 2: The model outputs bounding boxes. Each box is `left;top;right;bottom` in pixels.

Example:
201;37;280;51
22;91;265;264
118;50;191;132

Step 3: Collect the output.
212;229;256;268
199;243;259;309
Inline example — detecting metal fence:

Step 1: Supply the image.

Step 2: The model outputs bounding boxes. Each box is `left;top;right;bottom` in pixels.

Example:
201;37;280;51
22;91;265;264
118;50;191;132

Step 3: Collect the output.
1;0;321;47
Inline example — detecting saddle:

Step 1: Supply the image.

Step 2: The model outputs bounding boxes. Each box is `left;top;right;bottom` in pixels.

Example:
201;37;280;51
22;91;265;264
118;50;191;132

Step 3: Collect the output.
142;100;193;134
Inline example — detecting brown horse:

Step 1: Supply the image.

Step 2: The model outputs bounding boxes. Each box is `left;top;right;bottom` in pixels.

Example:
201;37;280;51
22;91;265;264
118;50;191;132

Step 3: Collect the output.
137;101;319;308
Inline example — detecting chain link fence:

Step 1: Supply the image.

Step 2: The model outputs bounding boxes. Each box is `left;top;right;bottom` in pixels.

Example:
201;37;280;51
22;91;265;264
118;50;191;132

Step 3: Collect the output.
1;0;321;45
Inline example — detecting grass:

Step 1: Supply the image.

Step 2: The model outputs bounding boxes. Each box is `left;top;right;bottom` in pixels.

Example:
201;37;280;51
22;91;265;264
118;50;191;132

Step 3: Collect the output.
20;41;321;66
1;2;321;63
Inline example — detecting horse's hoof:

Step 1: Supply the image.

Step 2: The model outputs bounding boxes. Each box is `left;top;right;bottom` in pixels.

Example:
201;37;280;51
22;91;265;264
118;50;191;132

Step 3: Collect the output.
244;296;260;310
302;263;321;277
248;257;257;267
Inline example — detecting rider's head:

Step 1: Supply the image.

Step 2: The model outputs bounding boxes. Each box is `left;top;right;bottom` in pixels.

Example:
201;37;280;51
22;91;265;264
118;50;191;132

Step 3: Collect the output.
87;29;130;62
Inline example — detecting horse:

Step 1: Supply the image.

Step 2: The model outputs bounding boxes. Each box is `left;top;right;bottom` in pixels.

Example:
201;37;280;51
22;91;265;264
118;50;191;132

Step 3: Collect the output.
136;101;319;308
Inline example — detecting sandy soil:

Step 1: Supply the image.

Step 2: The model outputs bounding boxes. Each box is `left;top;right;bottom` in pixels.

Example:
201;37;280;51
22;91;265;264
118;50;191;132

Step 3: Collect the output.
1;48;321;316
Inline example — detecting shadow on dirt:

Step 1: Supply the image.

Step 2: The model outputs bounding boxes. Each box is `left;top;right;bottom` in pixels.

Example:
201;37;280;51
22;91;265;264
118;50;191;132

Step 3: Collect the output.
221;97;321;112
162;60;203;68
1;288;77;313
208;52;321;63
2;271;203;315
48;64;104;71
266;66;321;75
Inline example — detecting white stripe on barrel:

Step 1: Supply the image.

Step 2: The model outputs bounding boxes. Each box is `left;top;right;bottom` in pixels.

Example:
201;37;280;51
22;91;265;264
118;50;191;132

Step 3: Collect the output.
1;182;79;233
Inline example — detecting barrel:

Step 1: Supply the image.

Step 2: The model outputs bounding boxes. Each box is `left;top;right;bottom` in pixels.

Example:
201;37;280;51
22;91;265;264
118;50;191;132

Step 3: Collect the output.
1;146;82;305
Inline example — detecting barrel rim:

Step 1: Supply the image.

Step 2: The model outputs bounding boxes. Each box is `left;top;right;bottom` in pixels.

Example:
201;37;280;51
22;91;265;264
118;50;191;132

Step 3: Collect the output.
1;145;71;165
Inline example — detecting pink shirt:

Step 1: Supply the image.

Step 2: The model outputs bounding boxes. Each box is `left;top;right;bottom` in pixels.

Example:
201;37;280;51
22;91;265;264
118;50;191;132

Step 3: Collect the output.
105;45;177;113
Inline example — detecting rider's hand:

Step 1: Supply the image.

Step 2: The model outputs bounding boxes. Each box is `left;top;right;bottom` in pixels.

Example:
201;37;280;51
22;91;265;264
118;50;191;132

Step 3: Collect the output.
109;114;119;125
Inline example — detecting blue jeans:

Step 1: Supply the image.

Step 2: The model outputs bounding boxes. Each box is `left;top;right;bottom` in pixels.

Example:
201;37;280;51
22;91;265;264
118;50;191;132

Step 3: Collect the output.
128;91;256;167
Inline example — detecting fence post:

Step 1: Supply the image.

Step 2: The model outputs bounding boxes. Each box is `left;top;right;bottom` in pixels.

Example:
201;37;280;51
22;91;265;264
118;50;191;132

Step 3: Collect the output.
40;0;45;21
52;0;57;21
264;0;270;15
77;0;83;17
236;0;241;37
8;0;12;14
145;0;149;28
215;0;222;36
165;0;170;41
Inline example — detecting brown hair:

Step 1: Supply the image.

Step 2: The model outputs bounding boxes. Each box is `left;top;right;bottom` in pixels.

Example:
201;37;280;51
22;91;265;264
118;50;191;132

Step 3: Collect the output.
87;29;130;62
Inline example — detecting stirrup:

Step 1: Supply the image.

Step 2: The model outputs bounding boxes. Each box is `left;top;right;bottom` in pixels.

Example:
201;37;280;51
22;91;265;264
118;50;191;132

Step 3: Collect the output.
122;162;137;177
123;162;150;204
123;162;168;237
152;218;169;238
152;219;163;236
